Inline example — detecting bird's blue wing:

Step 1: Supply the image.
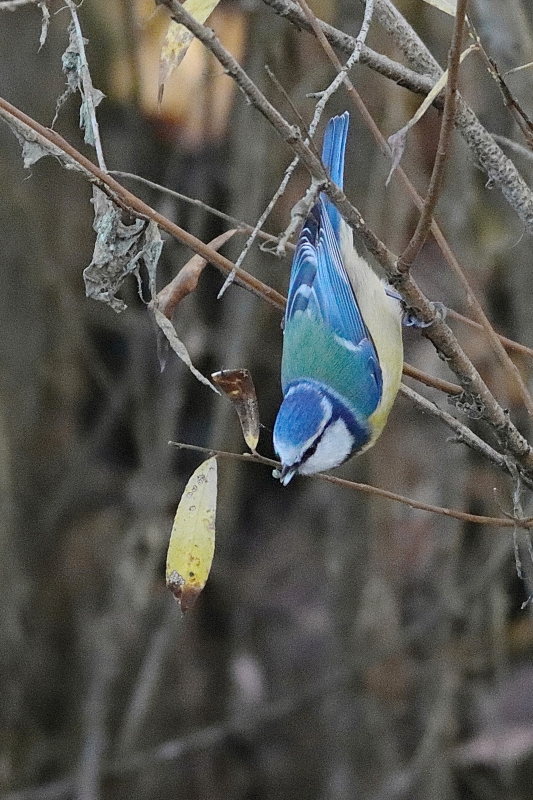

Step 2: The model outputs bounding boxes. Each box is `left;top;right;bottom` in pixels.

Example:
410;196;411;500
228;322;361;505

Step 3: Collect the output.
285;201;383;401
284;111;382;406
286;112;351;324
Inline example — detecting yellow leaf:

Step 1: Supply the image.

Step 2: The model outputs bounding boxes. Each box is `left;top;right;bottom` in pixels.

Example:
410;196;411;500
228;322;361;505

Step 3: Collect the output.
166;457;217;611
159;0;221;90
420;0;457;14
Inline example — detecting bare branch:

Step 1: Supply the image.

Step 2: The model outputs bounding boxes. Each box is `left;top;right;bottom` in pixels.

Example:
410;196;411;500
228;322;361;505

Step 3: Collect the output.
397;0;468;272
447;308;533;359
371;0;533;234
109;170;292;250
399;384;517;480
168;442;528;529
0;95;285;311
264;0;533;235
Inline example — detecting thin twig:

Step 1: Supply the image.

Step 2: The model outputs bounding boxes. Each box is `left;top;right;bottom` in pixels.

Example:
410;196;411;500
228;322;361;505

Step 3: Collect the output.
110;169;295;252
446;308;533;359
397;0;468;272
468;19;533;150
399;384;522;481
168;441;529;529
0;95;286;311
492;134;533;163
264;64;313;143
437;243;533;419
402;364;460;396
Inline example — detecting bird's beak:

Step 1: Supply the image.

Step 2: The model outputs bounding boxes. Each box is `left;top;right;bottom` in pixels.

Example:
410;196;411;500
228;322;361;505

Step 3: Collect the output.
279;464;297;485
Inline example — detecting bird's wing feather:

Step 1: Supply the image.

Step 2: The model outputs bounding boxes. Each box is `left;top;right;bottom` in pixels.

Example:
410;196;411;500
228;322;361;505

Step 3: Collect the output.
320;112;349;238
285;200;382;400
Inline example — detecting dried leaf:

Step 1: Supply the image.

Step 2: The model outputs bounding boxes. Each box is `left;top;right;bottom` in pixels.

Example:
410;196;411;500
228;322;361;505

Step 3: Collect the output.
54;21;105;147
152;306;219;392
211;369;260;452
386;128;408;186
0;106;96;175
386;44;476;183
79;88;105;147
38;1;50;50
159;21;194;88
156;229;237;320
154;228;236;370
505;61;533;77
159;0;221;94
142;220;163;300
54;23;85;125
9;127;50;167
166;457;217;611
420;0;456;14
83;188;161;312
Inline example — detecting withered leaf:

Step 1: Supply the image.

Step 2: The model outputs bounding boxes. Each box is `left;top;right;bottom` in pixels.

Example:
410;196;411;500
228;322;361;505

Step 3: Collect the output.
211;369;260;452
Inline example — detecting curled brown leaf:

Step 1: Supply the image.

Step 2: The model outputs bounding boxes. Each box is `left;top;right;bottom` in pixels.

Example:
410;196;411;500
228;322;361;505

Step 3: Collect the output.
156;228;237;319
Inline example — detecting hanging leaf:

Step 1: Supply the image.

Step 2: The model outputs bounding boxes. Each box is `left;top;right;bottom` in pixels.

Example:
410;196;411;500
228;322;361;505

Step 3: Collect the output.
53;21;105;147
38;1;51;50
159;0;221;99
151;306;219;392
211;369;260;452
386;44;476;184
156;229;237;320
8;126;51;168
83;188;162;312
166;457;218;612
155;229;236;371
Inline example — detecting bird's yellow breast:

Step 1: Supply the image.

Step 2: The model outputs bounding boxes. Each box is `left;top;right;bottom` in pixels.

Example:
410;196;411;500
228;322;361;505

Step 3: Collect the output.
340;222;404;450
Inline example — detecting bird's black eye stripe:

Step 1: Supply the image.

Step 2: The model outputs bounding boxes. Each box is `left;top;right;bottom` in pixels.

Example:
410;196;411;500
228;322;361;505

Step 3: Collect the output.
304;439;319;460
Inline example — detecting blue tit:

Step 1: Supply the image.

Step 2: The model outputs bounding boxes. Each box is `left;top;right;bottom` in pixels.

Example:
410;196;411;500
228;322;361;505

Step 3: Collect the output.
273;112;403;485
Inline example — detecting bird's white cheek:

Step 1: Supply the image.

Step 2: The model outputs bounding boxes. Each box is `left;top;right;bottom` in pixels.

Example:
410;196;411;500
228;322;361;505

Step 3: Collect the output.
299;419;354;475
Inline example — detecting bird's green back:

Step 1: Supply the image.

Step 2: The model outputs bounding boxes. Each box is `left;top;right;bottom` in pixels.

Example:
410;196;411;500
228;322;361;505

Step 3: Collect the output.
281;312;381;420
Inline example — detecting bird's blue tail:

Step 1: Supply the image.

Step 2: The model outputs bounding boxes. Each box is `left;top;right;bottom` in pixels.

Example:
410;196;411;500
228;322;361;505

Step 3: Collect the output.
321;112;349;189
320;112;349;239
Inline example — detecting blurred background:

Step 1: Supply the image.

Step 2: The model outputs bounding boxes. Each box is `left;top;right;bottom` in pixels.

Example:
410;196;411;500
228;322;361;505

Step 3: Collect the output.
2;1;533;798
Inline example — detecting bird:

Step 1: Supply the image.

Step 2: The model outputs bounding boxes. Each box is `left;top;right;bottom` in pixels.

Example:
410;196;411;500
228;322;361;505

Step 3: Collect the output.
273;112;404;485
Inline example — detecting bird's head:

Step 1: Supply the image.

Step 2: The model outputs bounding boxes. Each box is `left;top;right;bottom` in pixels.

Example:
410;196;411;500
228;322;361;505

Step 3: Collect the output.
273;381;370;485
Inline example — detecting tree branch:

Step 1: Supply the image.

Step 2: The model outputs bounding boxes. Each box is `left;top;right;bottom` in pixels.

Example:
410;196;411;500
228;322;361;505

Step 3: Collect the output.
397;0;468;272
0;95;285;311
168;441;530;529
